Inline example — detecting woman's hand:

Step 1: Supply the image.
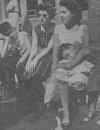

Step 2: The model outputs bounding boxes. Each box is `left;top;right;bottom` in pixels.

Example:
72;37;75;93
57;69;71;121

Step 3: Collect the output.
26;57;39;73
31;57;39;71
16;58;23;67
25;59;32;72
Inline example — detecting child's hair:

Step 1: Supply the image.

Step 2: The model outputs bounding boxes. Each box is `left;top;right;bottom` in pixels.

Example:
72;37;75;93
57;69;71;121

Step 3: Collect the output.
58;43;81;60
58;44;72;60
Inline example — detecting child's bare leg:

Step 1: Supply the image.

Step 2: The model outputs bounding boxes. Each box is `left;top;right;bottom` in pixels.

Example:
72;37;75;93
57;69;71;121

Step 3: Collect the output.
83;91;99;121
88;91;98;114
59;81;70;124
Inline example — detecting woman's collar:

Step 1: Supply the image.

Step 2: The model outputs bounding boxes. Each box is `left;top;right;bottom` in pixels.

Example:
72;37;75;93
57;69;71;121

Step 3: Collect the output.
65;24;80;31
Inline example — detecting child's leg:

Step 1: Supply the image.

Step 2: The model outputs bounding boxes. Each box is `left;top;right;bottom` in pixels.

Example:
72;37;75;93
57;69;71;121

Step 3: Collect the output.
88;91;99;113
83;91;99;121
58;81;70;124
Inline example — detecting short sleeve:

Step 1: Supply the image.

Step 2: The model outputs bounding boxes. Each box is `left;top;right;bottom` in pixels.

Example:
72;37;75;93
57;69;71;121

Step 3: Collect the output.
54;24;65;34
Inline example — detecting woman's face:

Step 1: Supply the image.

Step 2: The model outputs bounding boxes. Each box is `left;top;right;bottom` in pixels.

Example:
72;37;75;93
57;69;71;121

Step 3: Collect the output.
38;10;49;24
58;6;72;24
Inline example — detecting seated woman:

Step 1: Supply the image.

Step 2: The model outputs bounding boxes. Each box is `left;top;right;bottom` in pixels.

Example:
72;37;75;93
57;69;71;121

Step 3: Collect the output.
25;5;55;80
44;0;90;127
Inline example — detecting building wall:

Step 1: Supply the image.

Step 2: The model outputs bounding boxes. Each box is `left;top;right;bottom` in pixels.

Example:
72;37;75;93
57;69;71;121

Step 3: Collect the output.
0;0;7;22
88;0;100;46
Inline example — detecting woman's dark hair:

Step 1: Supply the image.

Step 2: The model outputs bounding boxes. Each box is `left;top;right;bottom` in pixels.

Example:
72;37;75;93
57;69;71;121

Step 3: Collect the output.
60;0;82;28
38;4;55;19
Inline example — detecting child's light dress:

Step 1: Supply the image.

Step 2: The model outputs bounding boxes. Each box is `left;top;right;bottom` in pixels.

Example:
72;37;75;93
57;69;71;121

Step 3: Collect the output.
44;24;94;104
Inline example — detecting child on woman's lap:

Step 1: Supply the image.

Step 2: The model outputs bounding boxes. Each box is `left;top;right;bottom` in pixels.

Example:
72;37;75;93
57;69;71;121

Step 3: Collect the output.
44;43;95;128
44;43;94;105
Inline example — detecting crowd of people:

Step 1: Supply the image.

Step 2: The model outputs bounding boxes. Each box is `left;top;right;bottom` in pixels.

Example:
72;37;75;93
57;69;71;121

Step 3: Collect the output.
0;0;100;129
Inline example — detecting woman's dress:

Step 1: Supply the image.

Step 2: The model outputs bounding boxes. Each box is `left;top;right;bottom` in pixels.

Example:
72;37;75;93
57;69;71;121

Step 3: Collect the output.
33;22;55;79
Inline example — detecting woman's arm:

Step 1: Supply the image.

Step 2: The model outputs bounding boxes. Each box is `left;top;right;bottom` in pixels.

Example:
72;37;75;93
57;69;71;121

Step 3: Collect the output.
1;37;9;58
20;33;31;62
17;32;31;65
34;33;55;60
27;27;38;61
17;48;30;65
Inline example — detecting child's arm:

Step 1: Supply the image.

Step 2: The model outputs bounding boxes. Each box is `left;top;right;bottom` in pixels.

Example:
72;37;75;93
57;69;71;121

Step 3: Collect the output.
68;48;89;68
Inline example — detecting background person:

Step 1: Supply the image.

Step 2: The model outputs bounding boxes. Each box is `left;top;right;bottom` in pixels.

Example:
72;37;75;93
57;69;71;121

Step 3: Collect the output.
6;0;20;29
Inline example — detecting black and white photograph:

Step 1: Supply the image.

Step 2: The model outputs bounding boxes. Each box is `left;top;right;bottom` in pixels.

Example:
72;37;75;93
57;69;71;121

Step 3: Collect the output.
0;0;100;130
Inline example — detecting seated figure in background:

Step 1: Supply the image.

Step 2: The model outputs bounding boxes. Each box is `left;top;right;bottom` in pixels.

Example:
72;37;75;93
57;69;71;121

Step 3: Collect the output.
16;29;32;81
0;20;31;92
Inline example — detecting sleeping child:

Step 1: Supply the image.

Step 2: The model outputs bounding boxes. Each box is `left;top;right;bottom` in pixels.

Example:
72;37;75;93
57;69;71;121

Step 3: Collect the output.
44;42;94;105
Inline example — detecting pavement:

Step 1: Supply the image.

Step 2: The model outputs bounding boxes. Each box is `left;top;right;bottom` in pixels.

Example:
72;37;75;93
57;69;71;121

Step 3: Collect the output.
0;79;100;130
0;103;99;130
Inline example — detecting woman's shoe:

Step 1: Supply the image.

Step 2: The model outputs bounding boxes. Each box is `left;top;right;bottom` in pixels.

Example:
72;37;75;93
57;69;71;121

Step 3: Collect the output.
83;111;95;122
62;122;71;129
61;119;71;129
96;120;100;125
